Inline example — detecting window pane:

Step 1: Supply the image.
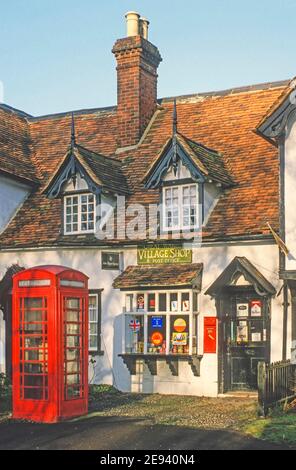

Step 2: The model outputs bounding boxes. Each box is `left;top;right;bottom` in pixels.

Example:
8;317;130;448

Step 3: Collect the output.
125;315;144;353
170;315;190;354
148;293;156;312
90;323;97;335
147;315;166;354
137;294;145;311
89;295;99;351
158;293;167;312
170;293;178;312
89;336;97;349
181;292;190;311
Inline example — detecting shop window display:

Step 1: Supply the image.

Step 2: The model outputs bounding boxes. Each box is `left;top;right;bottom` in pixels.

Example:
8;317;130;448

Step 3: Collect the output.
147;315;166;354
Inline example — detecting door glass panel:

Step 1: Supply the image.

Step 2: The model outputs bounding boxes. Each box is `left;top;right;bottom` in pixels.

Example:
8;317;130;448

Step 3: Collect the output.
19;297;48;400
63;297;85;400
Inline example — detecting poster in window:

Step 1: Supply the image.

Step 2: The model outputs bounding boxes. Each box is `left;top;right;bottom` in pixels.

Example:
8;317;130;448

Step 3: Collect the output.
250;300;262;317
151;331;163;346
182;300;190;311
129;318;141;332
251;332;261;342
173;318;186;333
137;294;145;310
152;316;163;328
236;303;249;317
172;332;188;346
171;300;178;312
237;321;248;343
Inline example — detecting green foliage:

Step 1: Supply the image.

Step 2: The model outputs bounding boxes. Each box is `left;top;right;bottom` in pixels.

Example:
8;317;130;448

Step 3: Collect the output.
88;384;119;400
245;410;296;447
0;373;12;413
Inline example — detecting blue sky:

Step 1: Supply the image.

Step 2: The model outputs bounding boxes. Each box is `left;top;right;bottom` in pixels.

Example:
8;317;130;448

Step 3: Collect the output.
0;0;295;116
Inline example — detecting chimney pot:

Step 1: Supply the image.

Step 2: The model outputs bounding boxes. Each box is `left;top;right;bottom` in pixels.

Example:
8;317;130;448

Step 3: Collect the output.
125;11;140;37
139;17;149;40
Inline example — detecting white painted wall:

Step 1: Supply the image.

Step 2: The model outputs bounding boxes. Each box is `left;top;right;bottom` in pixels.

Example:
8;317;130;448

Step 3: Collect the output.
284;116;296;270
0;176;30;234
0;240;288;396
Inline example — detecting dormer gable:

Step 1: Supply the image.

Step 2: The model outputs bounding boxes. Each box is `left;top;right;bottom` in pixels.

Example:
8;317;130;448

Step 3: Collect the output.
143;102;234;189
43;115;130;199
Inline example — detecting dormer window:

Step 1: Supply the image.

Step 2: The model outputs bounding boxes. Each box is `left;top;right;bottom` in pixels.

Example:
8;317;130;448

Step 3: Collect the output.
64;193;95;234
163;183;198;231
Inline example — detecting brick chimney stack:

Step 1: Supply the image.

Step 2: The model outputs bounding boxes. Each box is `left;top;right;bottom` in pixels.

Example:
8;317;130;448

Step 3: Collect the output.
112;12;162;148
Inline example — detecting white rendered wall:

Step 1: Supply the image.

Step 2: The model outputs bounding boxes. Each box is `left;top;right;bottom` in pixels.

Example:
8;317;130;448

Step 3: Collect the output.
0;239;287;396
284;117;296;271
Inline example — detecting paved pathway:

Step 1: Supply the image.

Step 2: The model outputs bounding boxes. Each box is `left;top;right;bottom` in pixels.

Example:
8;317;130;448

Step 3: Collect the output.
0;416;291;450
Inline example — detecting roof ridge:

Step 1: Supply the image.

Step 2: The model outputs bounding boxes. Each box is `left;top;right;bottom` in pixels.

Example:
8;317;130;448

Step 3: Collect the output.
1;79;288;124
76;143;122;165
178;132;221;156
0;103;32;119
159;79;290;104
28;105;117;122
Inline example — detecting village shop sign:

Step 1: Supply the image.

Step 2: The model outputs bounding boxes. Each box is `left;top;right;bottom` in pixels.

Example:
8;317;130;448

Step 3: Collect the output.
137;244;192;265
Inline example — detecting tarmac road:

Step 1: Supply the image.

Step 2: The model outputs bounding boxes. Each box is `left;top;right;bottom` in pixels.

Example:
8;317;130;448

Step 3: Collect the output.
0;415;292;450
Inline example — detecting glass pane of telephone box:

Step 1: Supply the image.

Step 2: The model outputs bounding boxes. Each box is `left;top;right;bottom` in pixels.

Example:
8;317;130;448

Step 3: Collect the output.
20;297;48;401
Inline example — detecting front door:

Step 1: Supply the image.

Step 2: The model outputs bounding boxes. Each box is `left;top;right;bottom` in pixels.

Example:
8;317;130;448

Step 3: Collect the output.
222;288;270;391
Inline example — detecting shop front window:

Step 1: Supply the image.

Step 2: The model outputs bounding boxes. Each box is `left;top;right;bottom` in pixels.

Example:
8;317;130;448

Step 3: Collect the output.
123;290;200;356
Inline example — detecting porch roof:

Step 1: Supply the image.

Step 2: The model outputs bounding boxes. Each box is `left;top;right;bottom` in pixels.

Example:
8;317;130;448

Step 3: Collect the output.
205;256;276;297
113;263;203;290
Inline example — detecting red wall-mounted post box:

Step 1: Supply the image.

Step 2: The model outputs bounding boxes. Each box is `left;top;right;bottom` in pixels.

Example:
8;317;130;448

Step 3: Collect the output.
204;317;217;354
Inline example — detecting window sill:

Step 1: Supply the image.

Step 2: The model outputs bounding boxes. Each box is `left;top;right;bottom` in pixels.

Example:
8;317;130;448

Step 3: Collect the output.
89;350;104;356
119;353;203;377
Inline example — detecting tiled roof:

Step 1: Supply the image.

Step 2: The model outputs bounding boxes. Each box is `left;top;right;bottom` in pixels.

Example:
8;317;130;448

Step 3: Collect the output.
0;80;289;248
113;263;203;289
178;133;234;186
0;106;38;184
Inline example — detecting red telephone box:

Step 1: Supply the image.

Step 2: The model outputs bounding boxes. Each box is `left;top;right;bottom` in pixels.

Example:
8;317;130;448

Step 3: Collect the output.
12;265;89;423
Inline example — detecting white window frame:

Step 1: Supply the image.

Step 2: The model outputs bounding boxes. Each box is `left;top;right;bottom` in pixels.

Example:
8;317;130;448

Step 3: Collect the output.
64;192;96;235
89;293;99;352
162;183;199;231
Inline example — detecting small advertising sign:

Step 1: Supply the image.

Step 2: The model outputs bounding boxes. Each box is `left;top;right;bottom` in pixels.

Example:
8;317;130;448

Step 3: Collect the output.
172;332;188;346
250;300;262;317
152;316;163;328
236;303;249;317
204;317;217;353
151;331;163;346
173;318;186;333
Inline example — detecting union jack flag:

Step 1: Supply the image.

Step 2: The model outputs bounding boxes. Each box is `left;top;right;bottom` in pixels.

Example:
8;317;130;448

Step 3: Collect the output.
129;318;141;332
